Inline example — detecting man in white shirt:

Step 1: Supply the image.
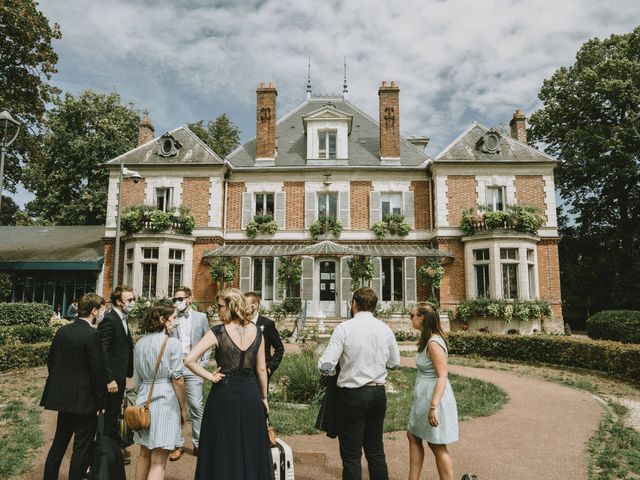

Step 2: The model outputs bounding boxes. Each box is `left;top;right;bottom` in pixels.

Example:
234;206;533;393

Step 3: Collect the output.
168;286;211;461
318;287;400;480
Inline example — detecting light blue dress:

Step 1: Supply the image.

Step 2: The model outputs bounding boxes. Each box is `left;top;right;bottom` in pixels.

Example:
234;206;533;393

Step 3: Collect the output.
408;335;459;444
133;332;184;450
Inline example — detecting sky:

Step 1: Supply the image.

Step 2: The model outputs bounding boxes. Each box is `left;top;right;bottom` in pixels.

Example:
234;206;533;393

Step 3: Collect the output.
12;0;640;206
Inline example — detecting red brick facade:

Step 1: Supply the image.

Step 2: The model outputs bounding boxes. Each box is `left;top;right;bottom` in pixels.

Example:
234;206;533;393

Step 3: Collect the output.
192;241;218;306
446;175;476;226
515;175;547;220
378;82;400;158
182;177;211;227
284;181;305;230
226;182;245;230
255;84;277;159
121;178;145;208
410;180;430;230
435;238;466;311
537;238;563;323
350;181;372;230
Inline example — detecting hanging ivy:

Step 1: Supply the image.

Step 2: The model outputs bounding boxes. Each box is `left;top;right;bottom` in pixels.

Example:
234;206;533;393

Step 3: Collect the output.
277;256;302;296
348;256;374;290
209;256;236;289
418;259;445;301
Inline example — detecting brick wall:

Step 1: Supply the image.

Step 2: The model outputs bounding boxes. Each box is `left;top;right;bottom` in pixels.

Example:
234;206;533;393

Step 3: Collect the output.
226;182;245;229
515;175;547;220
350;181;372;229
284;181;305;230
192;241;218;307
256;85;277;158
411;180;430;230
183;177;211;226
416;257;430;301
121;178;145;208
102;239;125;298
537;238;563;326
378;82;400;158
446;176;477;226
435;238;465;311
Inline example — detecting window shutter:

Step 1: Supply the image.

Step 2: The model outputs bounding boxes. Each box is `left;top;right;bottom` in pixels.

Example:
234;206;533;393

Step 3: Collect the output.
403;191;415;229
240;257;251;292
301;256;314;301
304;191;316;229
404;256;417;303
370;191;381;226
273;257;282;301
274;192;286;229
339;191;349;228
241;192;253;229
371;256;382;300
340;256;352;309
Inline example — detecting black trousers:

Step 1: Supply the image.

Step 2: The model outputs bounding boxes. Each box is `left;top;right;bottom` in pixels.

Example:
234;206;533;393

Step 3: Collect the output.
336;385;388;480
104;380;125;441
43;412;97;480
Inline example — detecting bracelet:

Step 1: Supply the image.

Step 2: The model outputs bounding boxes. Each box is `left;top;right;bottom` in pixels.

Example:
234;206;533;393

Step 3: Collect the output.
429;405;437;410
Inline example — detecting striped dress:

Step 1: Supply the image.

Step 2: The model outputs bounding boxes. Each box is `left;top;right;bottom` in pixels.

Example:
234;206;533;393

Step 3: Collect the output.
133;332;184;450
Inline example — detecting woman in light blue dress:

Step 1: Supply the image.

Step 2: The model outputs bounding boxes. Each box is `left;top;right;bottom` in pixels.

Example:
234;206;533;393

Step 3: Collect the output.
407;302;458;480
133;304;187;480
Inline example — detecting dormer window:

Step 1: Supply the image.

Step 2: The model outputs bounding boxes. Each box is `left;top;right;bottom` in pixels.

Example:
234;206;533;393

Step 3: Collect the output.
158;133;182;157
302;104;352;164
318;130;337;159
476;130;501;154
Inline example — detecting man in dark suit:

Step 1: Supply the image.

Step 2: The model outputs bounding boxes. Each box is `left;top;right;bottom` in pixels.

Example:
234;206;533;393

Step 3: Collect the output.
245;292;285;378
41;293;107;480
98;286;134;456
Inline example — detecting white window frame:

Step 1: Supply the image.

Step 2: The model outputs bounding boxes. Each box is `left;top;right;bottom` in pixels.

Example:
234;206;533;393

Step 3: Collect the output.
155;187;173;212
141;247;159;297
380;192;403;218
317;192;338;219
254;192;275;216
527;248;538;300
381;257;404;301
486;186;505;212
252;257;275;301
167;248;185;295
472;248;491;299
500;248;519;300
318;130;337;159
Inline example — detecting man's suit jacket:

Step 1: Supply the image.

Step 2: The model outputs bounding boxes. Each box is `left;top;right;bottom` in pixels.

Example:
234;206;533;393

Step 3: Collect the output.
40;319;106;415
169;309;211;367
98;308;134;384
256;314;284;374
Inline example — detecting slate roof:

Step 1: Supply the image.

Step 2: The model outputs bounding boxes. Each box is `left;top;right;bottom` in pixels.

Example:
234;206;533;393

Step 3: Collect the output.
435;123;556;163
228;97;430;168
106;126;224;166
0;226;105;263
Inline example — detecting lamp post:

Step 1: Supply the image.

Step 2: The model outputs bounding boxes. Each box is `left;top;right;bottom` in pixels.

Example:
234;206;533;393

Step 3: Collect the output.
0;110;20;216
113;158;142;289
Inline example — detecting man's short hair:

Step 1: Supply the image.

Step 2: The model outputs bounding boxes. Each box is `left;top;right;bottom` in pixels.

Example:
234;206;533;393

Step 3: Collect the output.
78;293;105;317
352;287;378;313
175;286;192;297
245;291;261;305
110;285;133;305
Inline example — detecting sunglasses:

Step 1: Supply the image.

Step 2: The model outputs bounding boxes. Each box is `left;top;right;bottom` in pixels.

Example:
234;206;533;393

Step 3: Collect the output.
172;297;188;302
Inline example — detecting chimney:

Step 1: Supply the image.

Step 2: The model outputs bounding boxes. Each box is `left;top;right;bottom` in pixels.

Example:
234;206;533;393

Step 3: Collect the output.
379;80;400;159
256;82;277;160
137;110;155;146
509;109;527;144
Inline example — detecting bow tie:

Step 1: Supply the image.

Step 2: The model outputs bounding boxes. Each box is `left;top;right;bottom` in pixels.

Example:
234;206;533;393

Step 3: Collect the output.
178;311;189;318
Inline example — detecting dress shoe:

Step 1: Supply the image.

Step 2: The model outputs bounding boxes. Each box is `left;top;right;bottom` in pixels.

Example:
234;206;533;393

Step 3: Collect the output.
193;446;199;457
169;447;184;461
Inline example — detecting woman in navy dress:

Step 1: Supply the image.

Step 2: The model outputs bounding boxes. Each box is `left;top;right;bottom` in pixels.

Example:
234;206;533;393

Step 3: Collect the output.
185;288;274;480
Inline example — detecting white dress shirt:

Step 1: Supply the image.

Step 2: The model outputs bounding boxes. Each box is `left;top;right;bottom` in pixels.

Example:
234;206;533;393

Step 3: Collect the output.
113;307;128;334
178;310;192;357
318;311;401;388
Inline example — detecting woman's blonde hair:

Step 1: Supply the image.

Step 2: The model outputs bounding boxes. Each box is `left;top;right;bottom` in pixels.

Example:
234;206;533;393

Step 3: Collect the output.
220;288;253;326
414;301;447;352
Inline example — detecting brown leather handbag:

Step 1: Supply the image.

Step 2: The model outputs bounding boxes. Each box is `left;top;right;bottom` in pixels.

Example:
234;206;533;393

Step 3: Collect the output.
124;336;169;431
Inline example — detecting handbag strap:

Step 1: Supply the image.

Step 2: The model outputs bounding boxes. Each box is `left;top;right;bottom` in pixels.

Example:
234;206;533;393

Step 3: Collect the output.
145;335;170;407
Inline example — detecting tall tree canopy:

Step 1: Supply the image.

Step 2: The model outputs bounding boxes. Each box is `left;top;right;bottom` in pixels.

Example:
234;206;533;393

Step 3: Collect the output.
529;27;640;315
23;90;139;225
0;0;61;192
188;113;241;158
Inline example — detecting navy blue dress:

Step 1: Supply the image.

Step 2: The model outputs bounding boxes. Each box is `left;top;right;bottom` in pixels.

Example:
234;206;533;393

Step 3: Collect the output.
195;324;275;480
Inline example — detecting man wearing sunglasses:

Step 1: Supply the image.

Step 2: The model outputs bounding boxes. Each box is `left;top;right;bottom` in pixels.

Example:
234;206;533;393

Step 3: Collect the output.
168;286;211;461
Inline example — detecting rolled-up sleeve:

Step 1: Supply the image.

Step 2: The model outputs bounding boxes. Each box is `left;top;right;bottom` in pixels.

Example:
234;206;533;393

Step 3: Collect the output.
168;339;184;379
386;329;401;370
318;325;345;375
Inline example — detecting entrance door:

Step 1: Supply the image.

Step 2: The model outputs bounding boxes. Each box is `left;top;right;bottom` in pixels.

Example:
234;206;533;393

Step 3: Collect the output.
318;260;337;315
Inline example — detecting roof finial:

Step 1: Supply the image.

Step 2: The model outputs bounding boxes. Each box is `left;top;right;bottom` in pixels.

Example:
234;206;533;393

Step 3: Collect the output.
342;57;348;100
306;57;312;100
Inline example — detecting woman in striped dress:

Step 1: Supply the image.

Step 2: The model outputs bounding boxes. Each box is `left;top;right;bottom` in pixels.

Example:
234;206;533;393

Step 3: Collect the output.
133;304;187;480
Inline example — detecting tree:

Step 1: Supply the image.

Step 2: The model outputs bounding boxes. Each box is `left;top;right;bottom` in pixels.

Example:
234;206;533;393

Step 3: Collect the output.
0;195;20;225
23;90;139;225
529;27;640;314
188;114;241;158
0;0;61;192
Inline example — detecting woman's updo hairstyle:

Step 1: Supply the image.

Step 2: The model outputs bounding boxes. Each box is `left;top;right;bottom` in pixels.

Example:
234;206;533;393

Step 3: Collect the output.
139;303;175;333
220;288;253;326
414;301;447;352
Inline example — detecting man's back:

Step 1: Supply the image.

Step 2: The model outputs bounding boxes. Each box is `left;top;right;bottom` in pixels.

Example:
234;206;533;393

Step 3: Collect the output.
98;308;133;382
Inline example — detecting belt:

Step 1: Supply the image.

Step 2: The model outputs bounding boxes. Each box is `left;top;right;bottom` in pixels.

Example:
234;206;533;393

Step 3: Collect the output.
364;382;385;387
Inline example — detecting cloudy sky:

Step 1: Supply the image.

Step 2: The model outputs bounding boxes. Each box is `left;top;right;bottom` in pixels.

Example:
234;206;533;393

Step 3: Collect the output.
14;0;640;204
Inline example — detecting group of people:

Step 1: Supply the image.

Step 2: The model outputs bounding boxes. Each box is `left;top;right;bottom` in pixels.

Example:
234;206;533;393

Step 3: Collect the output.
40;283;458;480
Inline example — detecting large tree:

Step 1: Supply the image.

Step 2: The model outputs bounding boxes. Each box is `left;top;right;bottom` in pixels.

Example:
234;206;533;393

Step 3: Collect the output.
529;27;640;315
23;90;139;225
188;113;241;158
0;0;61;192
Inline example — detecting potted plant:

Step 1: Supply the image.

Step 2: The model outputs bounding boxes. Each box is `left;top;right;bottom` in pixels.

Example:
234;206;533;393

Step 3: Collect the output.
246;213;279;239
417;259;444;301
209;256;236;291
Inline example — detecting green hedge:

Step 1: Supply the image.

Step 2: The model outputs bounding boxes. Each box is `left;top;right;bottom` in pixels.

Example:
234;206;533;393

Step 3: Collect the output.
0;303;53;326
0;325;56;345
448;332;640;383
586;310;640;344
0;342;50;372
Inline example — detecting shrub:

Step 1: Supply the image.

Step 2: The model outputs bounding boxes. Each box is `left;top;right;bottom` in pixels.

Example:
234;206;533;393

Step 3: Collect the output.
0;325;56;345
0;272;12;302
370;213;411;239
448;332;640;383
0;303;53;326
456;298;552;324
271;351;322;404
309;214;343;240
460;204;544;236
246;214;279;238
0;342;50;372
587;310;640;344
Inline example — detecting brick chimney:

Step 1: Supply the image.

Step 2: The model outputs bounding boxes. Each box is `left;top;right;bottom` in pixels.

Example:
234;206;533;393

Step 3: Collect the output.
137;110;155;146
379;81;400;159
256;82;277;160
509;109;527;144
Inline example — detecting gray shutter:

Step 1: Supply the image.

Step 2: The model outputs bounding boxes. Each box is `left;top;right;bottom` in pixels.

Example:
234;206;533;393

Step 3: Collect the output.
371;257;382;300
403;191;415;229
404;256;416;303
339;191;349;229
304;191;316;229
273;257;282;301
274;192;285;229
340;256;352;308
301;256;314;300
370;191;381;226
240;257;251;292
241;192;253;229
